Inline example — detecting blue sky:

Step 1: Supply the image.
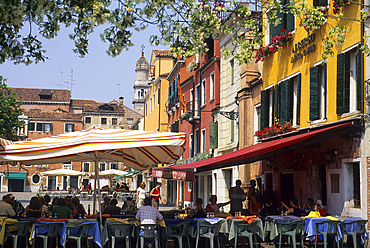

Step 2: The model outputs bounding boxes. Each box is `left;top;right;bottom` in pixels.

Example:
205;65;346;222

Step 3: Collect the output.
0;25;167;110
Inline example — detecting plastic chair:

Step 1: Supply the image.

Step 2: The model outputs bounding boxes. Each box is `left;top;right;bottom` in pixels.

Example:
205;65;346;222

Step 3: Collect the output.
314;220;342;248
195;220;222;248
32;222;63;248
136;224;160;248
107;222;132;248
3;221;32;248
343;219;368;248
165;221;191;248
234;220;258;248
63;222;91;248
276;219;304;248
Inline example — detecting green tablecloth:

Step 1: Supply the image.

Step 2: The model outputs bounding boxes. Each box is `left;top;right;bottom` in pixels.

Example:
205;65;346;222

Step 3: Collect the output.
220;218;264;241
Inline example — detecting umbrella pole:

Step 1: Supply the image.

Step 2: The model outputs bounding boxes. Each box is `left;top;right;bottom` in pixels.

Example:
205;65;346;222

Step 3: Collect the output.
95;159;103;234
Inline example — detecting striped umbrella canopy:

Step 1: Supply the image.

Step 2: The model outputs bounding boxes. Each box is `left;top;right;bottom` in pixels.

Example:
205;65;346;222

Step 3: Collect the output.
0;127;186;169
0;127;186;225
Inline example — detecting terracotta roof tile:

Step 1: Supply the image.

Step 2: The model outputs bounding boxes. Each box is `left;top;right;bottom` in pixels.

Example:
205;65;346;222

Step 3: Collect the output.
11;88;71;102
153;49;172;57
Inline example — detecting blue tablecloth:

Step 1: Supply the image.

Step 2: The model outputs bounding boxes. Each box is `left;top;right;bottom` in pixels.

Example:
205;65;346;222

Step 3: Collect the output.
33;220;102;247
304;218;342;242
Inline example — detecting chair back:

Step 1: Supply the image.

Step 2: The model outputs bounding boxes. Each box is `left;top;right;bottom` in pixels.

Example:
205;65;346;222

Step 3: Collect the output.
277;219;303;233
197;220;222;236
138;224;160;238
35;222;62;238
67;222;91;238
235;220;258;235
5;221;31;237
108;223;132;238
181;221;191;237
343;220;368;235
316;220;342;235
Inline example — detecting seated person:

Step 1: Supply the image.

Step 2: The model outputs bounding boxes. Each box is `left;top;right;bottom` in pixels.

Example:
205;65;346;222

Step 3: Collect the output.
280;198;301;217
0;195;16;217
206;195;230;214
101;196;110;211
248;193;263;215
135;197;163;224
187;198;207;218
50;198;73;219
65;196;77;215
103;199;121;215
25;197;42;218
305;198;315;215
72;197;86;218
258;199;279;219
315;199;326;216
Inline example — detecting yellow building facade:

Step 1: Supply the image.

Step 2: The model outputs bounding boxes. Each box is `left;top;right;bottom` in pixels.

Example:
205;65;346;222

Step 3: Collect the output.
144;49;173;132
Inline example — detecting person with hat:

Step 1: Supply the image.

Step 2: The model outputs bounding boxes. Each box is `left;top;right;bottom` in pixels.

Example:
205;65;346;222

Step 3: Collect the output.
0;195;16;217
315;199;326;216
7;194;24;216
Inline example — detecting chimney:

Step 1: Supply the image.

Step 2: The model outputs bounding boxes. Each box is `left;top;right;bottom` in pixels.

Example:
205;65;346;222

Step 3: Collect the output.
119;96;124;106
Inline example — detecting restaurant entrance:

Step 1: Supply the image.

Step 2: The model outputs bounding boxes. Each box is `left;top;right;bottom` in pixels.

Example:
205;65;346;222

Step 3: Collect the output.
280;172;294;206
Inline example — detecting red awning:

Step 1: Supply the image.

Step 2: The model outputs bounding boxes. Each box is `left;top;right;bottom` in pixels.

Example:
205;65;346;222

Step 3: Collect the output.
153;121;353;176
152;169;196;181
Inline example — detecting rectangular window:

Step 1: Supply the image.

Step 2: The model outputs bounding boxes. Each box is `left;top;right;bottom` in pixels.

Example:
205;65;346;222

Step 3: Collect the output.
210;72;215;100
82;162;90;172
101;118;107;125
337;47;361;115
230;59;235;86
36;123;43;132
127;118;133;125
194;85;200;117
201;79;206;106
313;0;328;6
310;64;327;121
63;162;72;170
44;123;52;132
150;97;152;113
112;118;117;125
189;134;193;158
153;94;155;110
194;129;199;155
85;117;91;124
99;163;106;171
254;104;261;144
110;163;118;170
201;129;206;153
65;123;75;133
261;87;274;129
157;88;160;105
269;0;295;39
28;122;35;132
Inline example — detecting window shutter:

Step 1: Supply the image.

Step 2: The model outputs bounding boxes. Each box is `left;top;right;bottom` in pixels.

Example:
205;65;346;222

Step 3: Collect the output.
65;124;68;133
274;84;280;123
72;124;75;132
287;79;294;124
344;53;351;113
279;80;288;123
286;0;295;32
209;122;218;149
42;123;45;132
50;123;53;132
296;74;301;125
310;66;320;121
356;47;362;110
261;90;269;129
337;53;345;115
271;87;275;124
270;0;286;39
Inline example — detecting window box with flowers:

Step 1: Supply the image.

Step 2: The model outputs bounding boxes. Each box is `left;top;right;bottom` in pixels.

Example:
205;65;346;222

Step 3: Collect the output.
255;30;293;62
333;0;348;14
254;122;295;140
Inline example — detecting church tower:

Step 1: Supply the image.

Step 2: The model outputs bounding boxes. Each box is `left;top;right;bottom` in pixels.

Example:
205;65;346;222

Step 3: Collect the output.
132;45;149;115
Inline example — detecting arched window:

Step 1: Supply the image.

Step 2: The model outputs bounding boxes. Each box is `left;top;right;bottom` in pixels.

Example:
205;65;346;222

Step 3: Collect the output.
32;174;40;184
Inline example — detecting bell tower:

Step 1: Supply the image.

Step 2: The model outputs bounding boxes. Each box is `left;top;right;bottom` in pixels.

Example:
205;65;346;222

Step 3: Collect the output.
132;45;149;115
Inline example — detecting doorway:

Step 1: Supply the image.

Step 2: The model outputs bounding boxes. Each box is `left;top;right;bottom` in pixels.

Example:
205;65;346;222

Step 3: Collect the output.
8;179;24;192
280;173;294;206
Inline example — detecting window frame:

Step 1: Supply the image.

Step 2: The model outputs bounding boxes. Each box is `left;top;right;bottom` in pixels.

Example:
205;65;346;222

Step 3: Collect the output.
210;72;215;101
65;123;75;133
201;79;206;107
85;117;91;124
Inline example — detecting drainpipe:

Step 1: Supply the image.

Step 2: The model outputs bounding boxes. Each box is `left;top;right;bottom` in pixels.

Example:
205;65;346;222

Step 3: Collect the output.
199;69;202;155
361;0;365;114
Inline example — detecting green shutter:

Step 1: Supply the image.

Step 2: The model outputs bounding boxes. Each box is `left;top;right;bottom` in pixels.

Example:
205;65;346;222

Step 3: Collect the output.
313;0;327;6
287;79;294;124
65;124;68;133
72;124;75;132
310;66;320;121
286;0;295;32
270;0;285;39
279;81;288;123
337;53;345;115
271;87;275;124
274;84;280;123
209;122;218;149
344;53;351;113
261;90;269;129
296;74;301;125
50;123;53;132
356;47;362;110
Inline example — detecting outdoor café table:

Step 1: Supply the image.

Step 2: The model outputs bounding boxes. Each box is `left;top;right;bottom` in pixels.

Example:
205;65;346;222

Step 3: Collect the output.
67;219;102;247
263;215;302;241
188;217;226;238
31;219;68;246
219;216;264;241
110;214;136;219
337;217;368;245
102;218;135;246
304;216;342;242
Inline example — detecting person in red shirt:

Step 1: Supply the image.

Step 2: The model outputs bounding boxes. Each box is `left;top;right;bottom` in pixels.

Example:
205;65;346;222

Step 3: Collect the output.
150;182;163;209
315;199;326;216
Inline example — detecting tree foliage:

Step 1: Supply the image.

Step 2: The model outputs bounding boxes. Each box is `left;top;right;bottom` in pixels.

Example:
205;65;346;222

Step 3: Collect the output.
0;77;24;141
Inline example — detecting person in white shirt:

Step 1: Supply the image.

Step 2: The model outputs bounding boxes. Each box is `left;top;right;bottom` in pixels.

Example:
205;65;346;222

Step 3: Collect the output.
0;195;16;217
135;197;163;224
136;182;146;208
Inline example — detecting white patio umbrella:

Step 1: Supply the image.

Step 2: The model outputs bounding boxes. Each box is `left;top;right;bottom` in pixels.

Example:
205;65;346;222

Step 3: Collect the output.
40;168;85;177
96;169;128;178
0;127;186;226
